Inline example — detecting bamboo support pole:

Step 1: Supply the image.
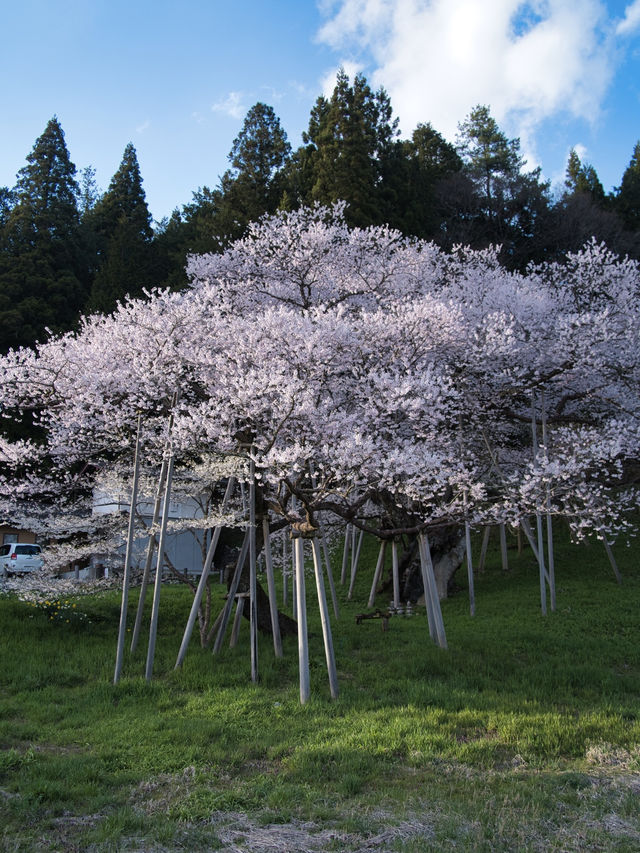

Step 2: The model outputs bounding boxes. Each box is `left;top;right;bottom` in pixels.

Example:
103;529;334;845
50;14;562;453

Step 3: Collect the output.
114;414;142;684
311;539;339;699
295;535;310;704
175;477;236;668
212;531;250;655
130;455;168;653
262;517;283;657
145;444;175;681
367;540;387;608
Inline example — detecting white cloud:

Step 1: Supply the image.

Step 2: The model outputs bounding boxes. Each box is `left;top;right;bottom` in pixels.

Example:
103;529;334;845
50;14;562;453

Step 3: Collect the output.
573;142;589;161
136;120;150;135
260;85;285;103
211;91;246;120
616;0;640;34
320;60;364;97
316;0;618;149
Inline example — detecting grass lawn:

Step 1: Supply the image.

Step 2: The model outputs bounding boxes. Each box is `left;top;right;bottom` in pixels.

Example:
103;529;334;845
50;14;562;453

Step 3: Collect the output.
0;527;639;851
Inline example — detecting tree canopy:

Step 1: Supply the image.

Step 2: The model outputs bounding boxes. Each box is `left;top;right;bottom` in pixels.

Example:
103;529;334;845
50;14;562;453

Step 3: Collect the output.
1;205;638;562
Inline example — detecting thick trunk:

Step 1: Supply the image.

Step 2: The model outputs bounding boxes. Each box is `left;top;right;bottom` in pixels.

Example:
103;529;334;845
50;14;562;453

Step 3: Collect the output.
379;527;465;603
217;526;297;638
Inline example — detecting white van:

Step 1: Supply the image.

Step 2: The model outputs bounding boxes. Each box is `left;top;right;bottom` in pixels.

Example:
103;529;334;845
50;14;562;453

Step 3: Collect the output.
0;543;44;576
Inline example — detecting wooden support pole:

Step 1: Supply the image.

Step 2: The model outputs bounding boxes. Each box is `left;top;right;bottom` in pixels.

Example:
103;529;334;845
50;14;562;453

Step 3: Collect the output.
354;527;364;575
499;524;509;571
311;539;339;699
340;523;350;585
320;529;339;619
531;391;548;616
295;535;310;704
367;540;387;608
350;524;357;584
175;477;236;669
418;535;437;642
391;539;400;609
213;531;250;655
347;527;364;600
478;526;491;573
464;519;475;617
229;594;247;648
114;414;142;684
130;455;168;654
145;444;175;681
545;512;556;611
540;393;557;611
602;537;623;584
418;533;447;649
249;456;258;683
262;517;283;657
291;496;298;619
282;532;288;607
291;535;297;620
309;464;339;618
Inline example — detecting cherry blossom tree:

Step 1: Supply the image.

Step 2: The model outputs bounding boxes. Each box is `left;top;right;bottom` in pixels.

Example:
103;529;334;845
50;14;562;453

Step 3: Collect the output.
1;204;639;694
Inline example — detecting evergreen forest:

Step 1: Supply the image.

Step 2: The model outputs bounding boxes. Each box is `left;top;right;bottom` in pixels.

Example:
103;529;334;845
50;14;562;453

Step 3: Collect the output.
2;69;639;354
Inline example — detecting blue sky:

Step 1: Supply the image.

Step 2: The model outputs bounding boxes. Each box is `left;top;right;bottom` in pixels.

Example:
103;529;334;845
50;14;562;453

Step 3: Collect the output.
2;0;640;222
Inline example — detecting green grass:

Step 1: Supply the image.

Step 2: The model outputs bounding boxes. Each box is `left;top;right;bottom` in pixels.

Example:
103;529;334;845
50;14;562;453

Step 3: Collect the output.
1;527;639;851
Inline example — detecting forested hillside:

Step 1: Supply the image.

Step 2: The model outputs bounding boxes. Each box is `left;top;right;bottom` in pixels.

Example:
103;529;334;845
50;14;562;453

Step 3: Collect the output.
1;70;638;353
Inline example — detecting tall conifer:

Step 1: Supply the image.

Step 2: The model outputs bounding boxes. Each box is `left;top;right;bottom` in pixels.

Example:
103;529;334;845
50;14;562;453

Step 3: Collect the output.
0;117;88;351
87;143;156;313
615;141;640;231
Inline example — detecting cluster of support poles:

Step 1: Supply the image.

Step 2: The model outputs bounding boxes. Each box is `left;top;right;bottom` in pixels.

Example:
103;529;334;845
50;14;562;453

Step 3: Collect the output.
112;431;345;702
113;397;622;700
342;525;448;649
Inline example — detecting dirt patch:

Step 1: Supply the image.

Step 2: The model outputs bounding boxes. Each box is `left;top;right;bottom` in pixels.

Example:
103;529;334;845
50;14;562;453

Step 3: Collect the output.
207;811;435;852
130;766;200;815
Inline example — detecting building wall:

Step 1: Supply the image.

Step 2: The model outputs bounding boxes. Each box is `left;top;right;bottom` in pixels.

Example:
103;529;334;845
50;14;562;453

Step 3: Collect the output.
0;526;37;545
